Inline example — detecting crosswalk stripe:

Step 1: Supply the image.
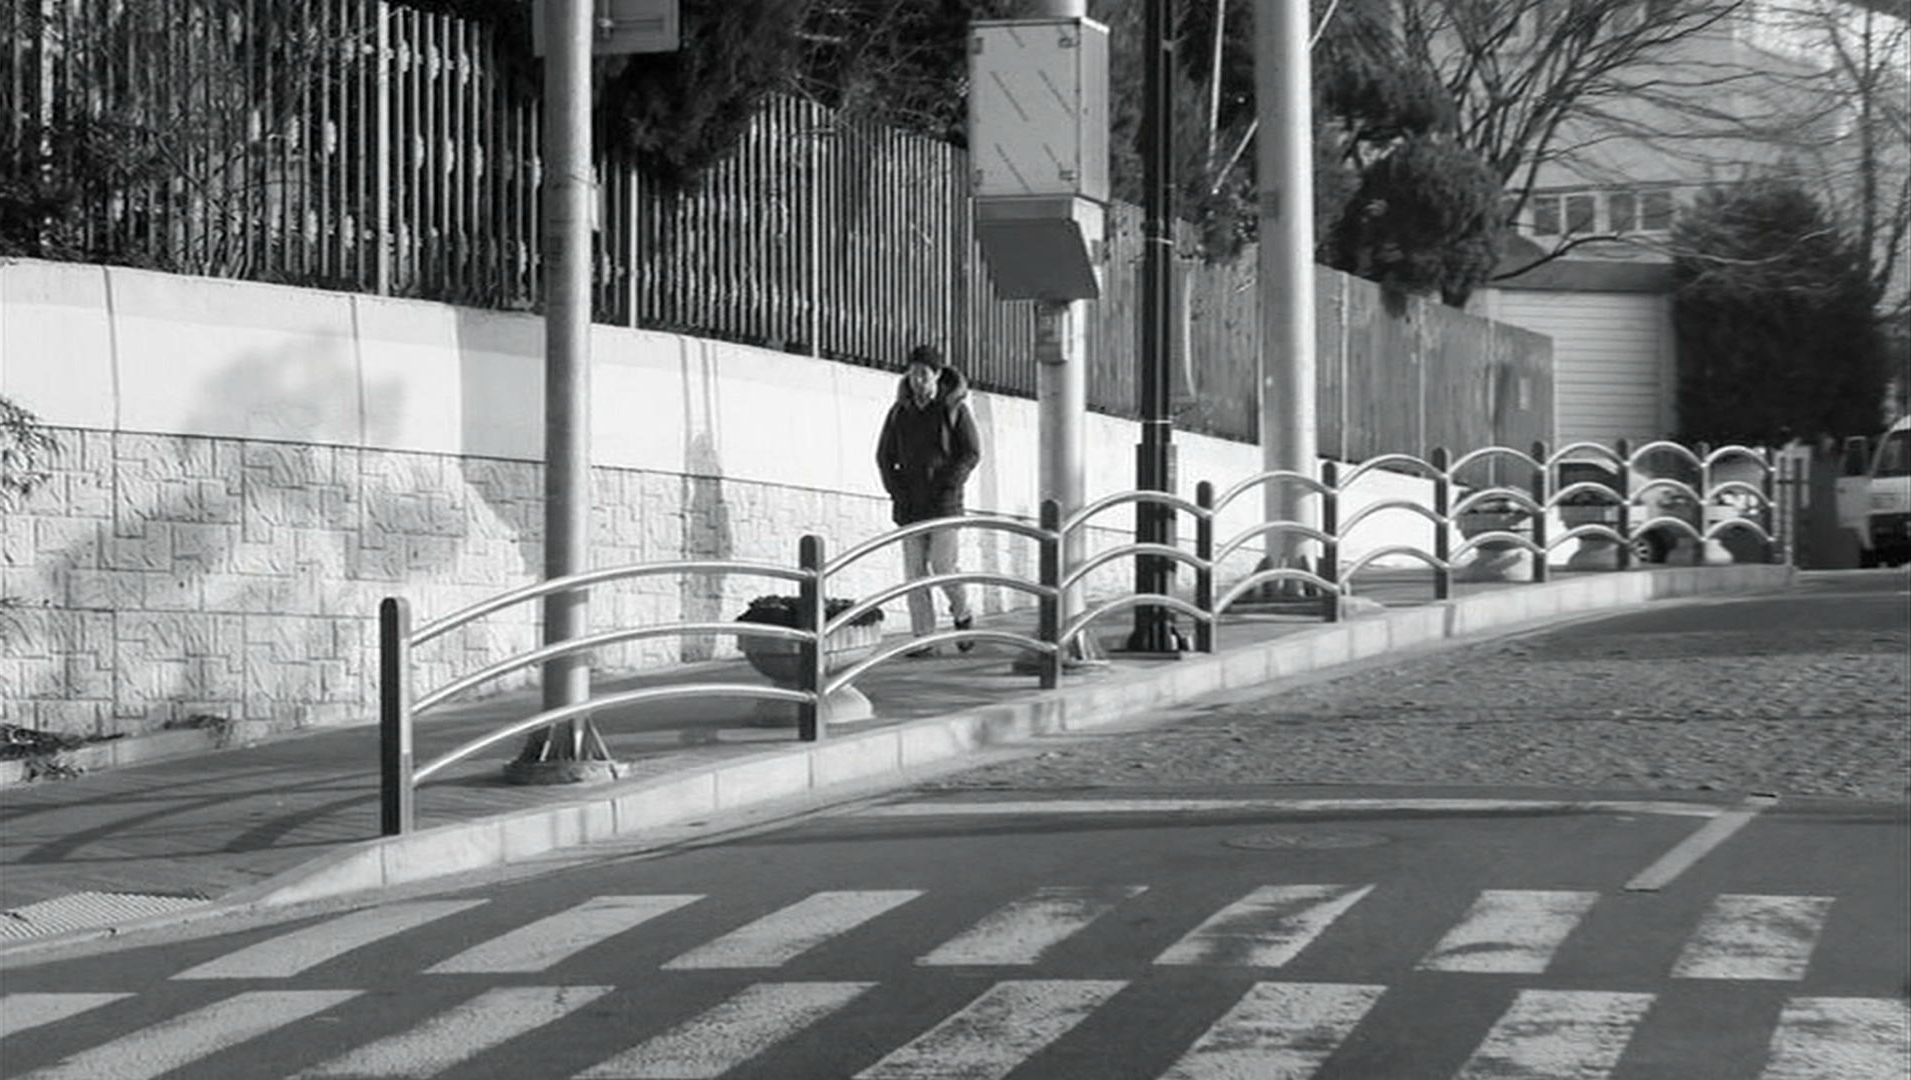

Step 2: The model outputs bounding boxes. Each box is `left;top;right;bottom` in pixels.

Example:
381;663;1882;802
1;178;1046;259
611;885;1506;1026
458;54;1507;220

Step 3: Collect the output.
1415;890;1600;974
172;900;486;980
1159;981;1387;1079
661;890;922;970
13;990;357;1080
0;993;133;1038
427;895;701;974
293;985;612;1078
574;981;874;1079
1453;989;1655;1079
1759;996;1911;1080
1671;895;1835;981
1155;884;1374;968
916;885;1147;967
853;979;1126;1080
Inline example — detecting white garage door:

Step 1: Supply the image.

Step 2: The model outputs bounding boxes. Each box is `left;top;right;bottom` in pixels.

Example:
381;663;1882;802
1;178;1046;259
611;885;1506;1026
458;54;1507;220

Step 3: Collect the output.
1491;290;1673;450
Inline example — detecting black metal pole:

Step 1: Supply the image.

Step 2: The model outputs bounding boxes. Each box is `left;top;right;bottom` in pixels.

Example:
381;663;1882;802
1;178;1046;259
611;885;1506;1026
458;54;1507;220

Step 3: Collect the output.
1127;0;1180;653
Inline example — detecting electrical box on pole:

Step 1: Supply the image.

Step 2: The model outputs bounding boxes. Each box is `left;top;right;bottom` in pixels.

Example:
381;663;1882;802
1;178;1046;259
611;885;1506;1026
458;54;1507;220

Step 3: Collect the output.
532;0;679;55
969;17;1110;303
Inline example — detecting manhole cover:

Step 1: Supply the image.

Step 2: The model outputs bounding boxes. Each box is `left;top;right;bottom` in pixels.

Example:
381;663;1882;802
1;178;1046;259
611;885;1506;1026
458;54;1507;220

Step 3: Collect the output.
1223;829;1389;851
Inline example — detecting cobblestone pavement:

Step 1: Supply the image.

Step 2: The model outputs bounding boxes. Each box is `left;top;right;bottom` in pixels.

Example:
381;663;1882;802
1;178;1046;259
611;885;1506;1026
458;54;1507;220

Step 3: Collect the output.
932;576;1911;802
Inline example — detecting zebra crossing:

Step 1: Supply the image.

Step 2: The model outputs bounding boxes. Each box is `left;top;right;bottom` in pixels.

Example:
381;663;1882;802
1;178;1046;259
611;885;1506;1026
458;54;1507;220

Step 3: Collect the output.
3;882;1906;1079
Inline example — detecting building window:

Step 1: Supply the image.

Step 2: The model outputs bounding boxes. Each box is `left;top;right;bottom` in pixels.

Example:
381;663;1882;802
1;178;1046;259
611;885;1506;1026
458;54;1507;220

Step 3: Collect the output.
1565;194;1597;234
1531;196;1561;235
1640;190;1675;231
1609;192;1637;233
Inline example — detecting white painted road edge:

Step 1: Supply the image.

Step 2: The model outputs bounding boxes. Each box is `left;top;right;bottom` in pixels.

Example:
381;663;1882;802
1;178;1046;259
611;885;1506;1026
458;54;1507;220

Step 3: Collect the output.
1624;793;1779;892
851;797;1730;820
0;564;1793;957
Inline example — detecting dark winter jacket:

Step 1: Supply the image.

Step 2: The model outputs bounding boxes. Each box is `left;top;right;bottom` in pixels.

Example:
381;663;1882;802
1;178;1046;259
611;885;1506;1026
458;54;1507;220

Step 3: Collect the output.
875;367;982;525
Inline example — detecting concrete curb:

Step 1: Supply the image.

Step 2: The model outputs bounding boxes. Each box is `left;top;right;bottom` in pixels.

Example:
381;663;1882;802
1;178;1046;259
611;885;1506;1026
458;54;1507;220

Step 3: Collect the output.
1;564;1791;955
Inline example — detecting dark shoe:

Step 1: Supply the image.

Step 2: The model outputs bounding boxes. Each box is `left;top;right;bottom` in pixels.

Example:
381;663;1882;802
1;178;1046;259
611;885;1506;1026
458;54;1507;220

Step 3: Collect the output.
954;616;975;652
904;643;934;658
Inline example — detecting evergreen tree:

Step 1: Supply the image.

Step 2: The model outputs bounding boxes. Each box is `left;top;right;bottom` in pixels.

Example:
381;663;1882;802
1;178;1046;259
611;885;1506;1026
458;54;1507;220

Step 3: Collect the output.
1673;179;1888;444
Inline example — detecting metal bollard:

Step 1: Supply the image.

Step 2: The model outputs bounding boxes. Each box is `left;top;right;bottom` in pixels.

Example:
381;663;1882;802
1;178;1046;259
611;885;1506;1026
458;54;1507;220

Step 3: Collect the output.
379;596;414;837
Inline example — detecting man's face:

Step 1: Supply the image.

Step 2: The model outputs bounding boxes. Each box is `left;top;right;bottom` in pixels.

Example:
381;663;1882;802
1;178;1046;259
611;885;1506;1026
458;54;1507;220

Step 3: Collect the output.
905;363;938;400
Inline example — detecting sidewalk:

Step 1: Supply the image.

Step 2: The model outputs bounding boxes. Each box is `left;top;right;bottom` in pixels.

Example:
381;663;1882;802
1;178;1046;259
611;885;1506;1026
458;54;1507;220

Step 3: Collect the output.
0;566;1789;951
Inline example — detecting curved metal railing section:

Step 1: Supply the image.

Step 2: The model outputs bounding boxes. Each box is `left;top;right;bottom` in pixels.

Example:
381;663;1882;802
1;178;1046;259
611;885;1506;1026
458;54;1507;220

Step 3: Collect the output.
1549;480;1628;508
1446;445;1543;480
1214;568;1341;614
1213;521;1336;564
1060;542;1208;592
824;572;1056;634
1631;514;1706;546
1451;532;1547;564
1626;440;1705;470
412;559;811;647
824;630;1058;697
412;622;811;716
1702;444;1772;473
823;515;1051;577
1703;480;1769;506
1633;477;1703;505
1339;545;1450;584
1450;488;1545;518
1061;594;1214;649
1546;441;1628;469
1549;523;1630;551
411;684;811;785
1337;498;1446;539
1337;454;1447;492
1062;489;1211;539
1212;469;1334;514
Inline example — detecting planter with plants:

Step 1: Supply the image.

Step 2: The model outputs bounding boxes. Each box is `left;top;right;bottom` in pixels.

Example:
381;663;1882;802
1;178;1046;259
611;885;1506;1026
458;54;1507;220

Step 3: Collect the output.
1453;495;1536;583
734;595;886;726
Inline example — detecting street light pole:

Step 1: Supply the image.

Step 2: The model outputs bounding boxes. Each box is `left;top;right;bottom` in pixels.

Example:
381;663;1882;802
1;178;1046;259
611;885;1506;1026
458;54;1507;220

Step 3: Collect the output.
1127;0;1181;654
1253;0;1319;592
510;0;610;783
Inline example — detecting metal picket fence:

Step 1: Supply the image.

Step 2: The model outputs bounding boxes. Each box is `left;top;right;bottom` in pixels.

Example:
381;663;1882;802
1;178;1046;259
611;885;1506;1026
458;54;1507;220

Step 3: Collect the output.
377;439;1784;834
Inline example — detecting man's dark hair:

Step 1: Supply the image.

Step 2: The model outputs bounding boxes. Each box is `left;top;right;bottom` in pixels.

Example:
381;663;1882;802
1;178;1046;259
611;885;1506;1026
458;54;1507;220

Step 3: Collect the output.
906;344;944;371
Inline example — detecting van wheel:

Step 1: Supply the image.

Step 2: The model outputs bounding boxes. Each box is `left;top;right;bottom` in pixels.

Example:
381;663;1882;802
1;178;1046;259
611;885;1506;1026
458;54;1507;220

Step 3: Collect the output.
1859;549;1880;569
1630;532;1669;564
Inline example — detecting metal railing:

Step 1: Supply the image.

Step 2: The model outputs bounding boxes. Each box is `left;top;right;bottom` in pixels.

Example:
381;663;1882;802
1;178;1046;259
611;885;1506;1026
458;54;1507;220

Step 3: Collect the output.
376;440;1784;833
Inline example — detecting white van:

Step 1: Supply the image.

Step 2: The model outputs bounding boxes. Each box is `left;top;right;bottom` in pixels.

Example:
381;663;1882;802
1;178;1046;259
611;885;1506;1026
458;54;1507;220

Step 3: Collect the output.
1837;416;1911;567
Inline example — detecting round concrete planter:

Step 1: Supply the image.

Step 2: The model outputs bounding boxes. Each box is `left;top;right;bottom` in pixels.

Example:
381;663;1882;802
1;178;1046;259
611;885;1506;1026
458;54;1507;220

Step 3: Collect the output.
1454;509;1535;583
737;619;883;726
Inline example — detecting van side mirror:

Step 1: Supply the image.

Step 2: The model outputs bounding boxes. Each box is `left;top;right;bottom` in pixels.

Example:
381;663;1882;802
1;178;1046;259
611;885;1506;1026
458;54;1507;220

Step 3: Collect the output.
1842;436;1871;477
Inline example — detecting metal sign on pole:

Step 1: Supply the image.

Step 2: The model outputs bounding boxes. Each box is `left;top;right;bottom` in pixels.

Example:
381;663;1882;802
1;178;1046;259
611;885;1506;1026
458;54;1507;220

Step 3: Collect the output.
531;0;680;56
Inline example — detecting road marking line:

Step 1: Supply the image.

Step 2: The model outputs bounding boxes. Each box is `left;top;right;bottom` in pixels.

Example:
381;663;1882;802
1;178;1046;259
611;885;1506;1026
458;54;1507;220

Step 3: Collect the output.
1453;989;1655;1079
575;981;874;1079
661;890;921;970
916;885;1147;967
853;979;1125;1080
1671;895;1835;981
172;900;486;980
1760;996;1911;1079
1159;981;1386;1079
1415;890;1601;974
0;993;133;1037
1626;794;1778;892
857;797;1724;819
427;895;701;974
294;985;611;1078
14;990;357;1080
1155;884;1374;968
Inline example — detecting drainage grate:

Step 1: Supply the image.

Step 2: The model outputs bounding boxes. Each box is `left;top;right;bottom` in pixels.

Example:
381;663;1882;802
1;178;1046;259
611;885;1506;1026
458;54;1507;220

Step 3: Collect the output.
0;890;211;940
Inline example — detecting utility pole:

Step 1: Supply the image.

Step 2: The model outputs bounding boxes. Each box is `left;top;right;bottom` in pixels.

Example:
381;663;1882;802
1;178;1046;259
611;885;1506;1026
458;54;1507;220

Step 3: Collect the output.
1127;0;1182;653
1253;0;1319;591
509;0;605;783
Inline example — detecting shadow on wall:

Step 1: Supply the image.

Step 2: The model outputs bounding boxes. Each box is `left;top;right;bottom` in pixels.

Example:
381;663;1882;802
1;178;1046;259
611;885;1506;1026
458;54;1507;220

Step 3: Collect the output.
19;331;541;740
679;340;734;661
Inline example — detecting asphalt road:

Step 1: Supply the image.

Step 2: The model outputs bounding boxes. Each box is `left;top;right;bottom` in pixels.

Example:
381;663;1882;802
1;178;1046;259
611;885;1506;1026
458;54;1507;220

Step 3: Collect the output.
2;574;1907;1079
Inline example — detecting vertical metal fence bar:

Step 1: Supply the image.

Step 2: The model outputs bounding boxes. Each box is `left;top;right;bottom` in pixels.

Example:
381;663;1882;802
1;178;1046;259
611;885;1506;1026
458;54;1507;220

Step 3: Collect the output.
1039;499;1062;690
1614;439;1634;571
379;596;414;836
1761;448;1779;564
1530;440;1550;584
373;0;392;294
797;534;826;742
1194;482;1214;653
1320;462;1341;622
1430;446;1451;601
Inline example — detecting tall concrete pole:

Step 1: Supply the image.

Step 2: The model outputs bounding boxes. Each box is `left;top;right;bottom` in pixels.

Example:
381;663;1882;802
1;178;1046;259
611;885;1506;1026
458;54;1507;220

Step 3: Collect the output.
513;0;597;778
1253;0;1318;584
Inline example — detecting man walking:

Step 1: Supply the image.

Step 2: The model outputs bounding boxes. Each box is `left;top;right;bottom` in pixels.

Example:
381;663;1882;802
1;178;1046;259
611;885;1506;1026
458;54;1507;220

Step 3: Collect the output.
876;344;981;653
